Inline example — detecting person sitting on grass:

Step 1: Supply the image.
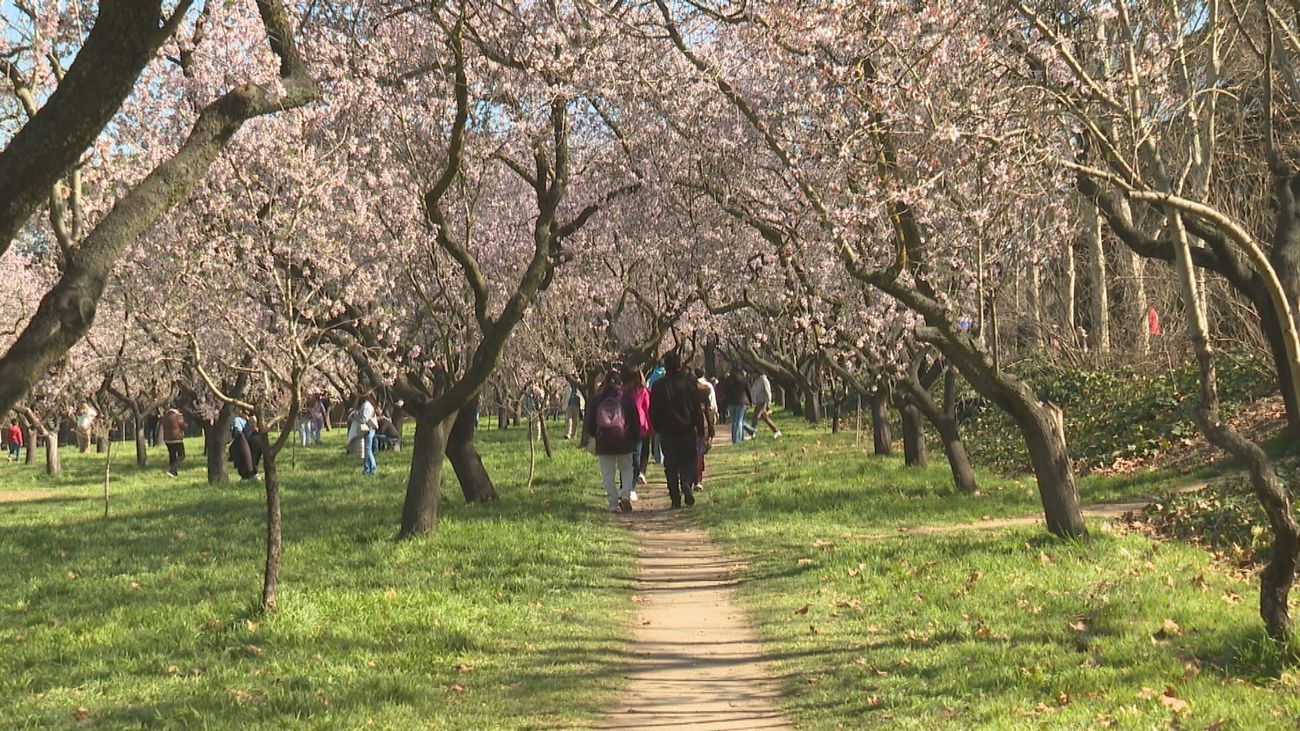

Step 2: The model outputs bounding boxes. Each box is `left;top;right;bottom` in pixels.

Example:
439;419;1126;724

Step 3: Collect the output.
375;413;401;452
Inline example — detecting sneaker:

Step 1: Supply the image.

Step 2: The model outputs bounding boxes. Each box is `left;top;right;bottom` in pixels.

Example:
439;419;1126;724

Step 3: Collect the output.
629;490;639;502
608;502;620;513
693;483;704;492
636;473;647;485
165;470;177;478
619;498;632;512
670;498;682;509
684;489;695;506
773;430;782;439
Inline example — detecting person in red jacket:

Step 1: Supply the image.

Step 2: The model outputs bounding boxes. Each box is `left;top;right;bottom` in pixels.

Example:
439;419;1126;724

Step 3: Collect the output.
6;419;23;462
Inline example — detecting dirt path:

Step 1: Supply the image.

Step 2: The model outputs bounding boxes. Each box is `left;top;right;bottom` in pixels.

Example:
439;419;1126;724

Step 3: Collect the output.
597;439;794;730
878;480;1214;539
0;489;61;503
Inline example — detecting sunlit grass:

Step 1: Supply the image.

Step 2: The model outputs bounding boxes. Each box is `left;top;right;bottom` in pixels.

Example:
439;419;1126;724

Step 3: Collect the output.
0;421;635;729
695;413;1300;729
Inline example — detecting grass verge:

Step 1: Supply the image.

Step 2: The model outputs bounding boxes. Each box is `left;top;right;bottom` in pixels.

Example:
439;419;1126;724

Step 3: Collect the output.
0;422;634;729
696;414;1300;729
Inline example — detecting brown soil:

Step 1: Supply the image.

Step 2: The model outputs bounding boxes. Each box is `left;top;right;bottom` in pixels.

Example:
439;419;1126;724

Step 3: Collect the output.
0;489;61;503
597;437;794;730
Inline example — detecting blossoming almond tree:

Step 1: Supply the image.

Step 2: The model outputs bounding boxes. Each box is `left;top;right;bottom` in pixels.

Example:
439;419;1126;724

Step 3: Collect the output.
646;0;1087;536
0;0;319;419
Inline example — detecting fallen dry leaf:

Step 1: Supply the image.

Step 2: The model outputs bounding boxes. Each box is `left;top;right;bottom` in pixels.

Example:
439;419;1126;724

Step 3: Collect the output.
793;604;810;615
228;689;266;703
450;683;466;693
1154;618;1184;640
454;663;474;674
1158;687;1189;714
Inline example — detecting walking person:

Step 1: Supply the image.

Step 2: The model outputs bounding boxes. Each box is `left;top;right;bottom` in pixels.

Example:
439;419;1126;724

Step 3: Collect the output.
297;402;313;447
75;401;98;453
585;370;638;513
563;381;585;439
623;366;652;499
723;368;754;444
6;419;23;462
308;395;325;444
688;368;717;492
351;396;379;476
645;362;666;463
648;353;708;508
750;371;782;438
229;412;256;480
161;408;187;477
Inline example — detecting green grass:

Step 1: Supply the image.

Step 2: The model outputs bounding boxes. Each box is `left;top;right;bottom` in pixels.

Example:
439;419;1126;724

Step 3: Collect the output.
0;423;636;729
699;414;1300;729
6;408;1299;729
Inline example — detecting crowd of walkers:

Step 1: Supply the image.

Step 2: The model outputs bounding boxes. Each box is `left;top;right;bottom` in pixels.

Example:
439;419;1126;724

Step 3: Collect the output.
163;392;400;481
582;354;780;513
2;361;777;504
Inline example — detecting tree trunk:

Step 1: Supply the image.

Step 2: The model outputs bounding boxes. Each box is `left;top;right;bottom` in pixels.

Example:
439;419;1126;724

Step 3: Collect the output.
23;425;34;465
261;433;282;612
134;415;148;468
448;397;497;503
870;386;893;456
1259;303;1300;436
804;389;822;424
1086;200;1110;353
1008;398;1086;538
538;414;553;459
399;409;456;538
899;400;926;467
205;404;233;484
1172;210;1299;639
95;435;107;453
783;379;804;418
931;331;1084;535
497;406;508;430
102;437;112;517
901;365;979;495
1064;227;1077;345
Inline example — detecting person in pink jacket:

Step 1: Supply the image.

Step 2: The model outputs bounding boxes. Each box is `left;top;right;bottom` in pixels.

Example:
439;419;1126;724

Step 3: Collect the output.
623;366;652;494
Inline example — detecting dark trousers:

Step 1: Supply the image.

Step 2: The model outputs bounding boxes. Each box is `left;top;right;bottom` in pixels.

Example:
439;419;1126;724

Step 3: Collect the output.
660;436;697;503
166;441;185;474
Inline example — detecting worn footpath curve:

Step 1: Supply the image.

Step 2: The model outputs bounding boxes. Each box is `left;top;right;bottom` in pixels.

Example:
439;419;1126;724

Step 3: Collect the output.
596;438;794;731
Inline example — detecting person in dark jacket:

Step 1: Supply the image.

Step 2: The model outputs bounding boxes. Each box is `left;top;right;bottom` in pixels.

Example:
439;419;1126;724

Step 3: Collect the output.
375;413;401;451
585;369;639;513
648;352;708;508
723;368;755;444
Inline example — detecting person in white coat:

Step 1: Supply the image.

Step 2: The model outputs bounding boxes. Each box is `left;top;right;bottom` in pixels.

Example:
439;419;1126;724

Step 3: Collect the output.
563;382;586;439
750;372;781;438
